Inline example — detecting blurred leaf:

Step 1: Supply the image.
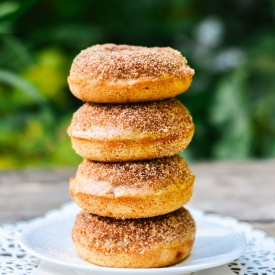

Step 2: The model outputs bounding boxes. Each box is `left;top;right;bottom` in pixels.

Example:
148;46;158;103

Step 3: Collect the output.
1;36;34;69
46;116;82;166
2;0;39;23
0;21;12;34
254;93;275;157
0;1;20;19
0;69;48;105
0;156;16;169
0;114;47;150
255;93;275;130
21;48;68;104
248;33;275;74
32;24;102;49
210;69;252;159
37;48;66;69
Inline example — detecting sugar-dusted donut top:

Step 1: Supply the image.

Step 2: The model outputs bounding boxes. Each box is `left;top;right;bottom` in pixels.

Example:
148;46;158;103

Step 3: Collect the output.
73;208;196;254
67;98;194;139
75;155;194;190
69;44;194;80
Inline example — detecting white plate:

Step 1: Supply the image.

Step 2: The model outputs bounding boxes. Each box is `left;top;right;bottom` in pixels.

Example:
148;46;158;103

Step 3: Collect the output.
20;204;246;275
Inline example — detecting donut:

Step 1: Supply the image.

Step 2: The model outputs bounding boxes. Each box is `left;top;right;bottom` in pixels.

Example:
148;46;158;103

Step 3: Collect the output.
68;44;194;103
67;98;194;161
70;155;194;219
72;208;196;268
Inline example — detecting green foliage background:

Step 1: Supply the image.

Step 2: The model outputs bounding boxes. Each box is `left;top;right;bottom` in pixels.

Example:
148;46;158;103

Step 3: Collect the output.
0;0;275;168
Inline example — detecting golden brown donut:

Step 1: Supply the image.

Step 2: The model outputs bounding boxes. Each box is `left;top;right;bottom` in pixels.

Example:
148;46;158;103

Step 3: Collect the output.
72;208;196;268
70;155;194;219
67;98;194;161
68;44;194;103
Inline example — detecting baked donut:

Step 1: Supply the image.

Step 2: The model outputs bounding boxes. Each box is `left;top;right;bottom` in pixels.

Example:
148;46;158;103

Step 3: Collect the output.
68;44;194;103
70;155;194;219
67;98;194;161
72;208;196;268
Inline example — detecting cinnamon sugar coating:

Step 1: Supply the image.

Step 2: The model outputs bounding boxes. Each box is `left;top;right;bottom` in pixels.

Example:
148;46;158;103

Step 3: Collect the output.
67;98;194;137
72;208;196;254
68;44;194;103
69;43;196;266
70;44;194;80
67;98;194;161
70;155;194;218
76;155;193;190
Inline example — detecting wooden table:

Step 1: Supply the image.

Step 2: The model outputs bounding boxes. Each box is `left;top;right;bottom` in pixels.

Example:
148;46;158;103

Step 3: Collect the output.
1;159;274;237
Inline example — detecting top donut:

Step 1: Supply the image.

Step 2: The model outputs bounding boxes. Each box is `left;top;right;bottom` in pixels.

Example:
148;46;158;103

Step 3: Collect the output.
68;44;194;103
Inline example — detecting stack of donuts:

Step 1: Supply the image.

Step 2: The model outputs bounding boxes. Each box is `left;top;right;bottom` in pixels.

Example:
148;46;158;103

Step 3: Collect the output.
67;44;196;268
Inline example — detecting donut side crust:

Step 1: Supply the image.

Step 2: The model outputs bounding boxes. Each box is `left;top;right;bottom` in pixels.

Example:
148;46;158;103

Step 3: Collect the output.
70;176;194;218
68;44;194;103
72;208;196;268
68;75;193;103
73;241;194;268
70;128;194;161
